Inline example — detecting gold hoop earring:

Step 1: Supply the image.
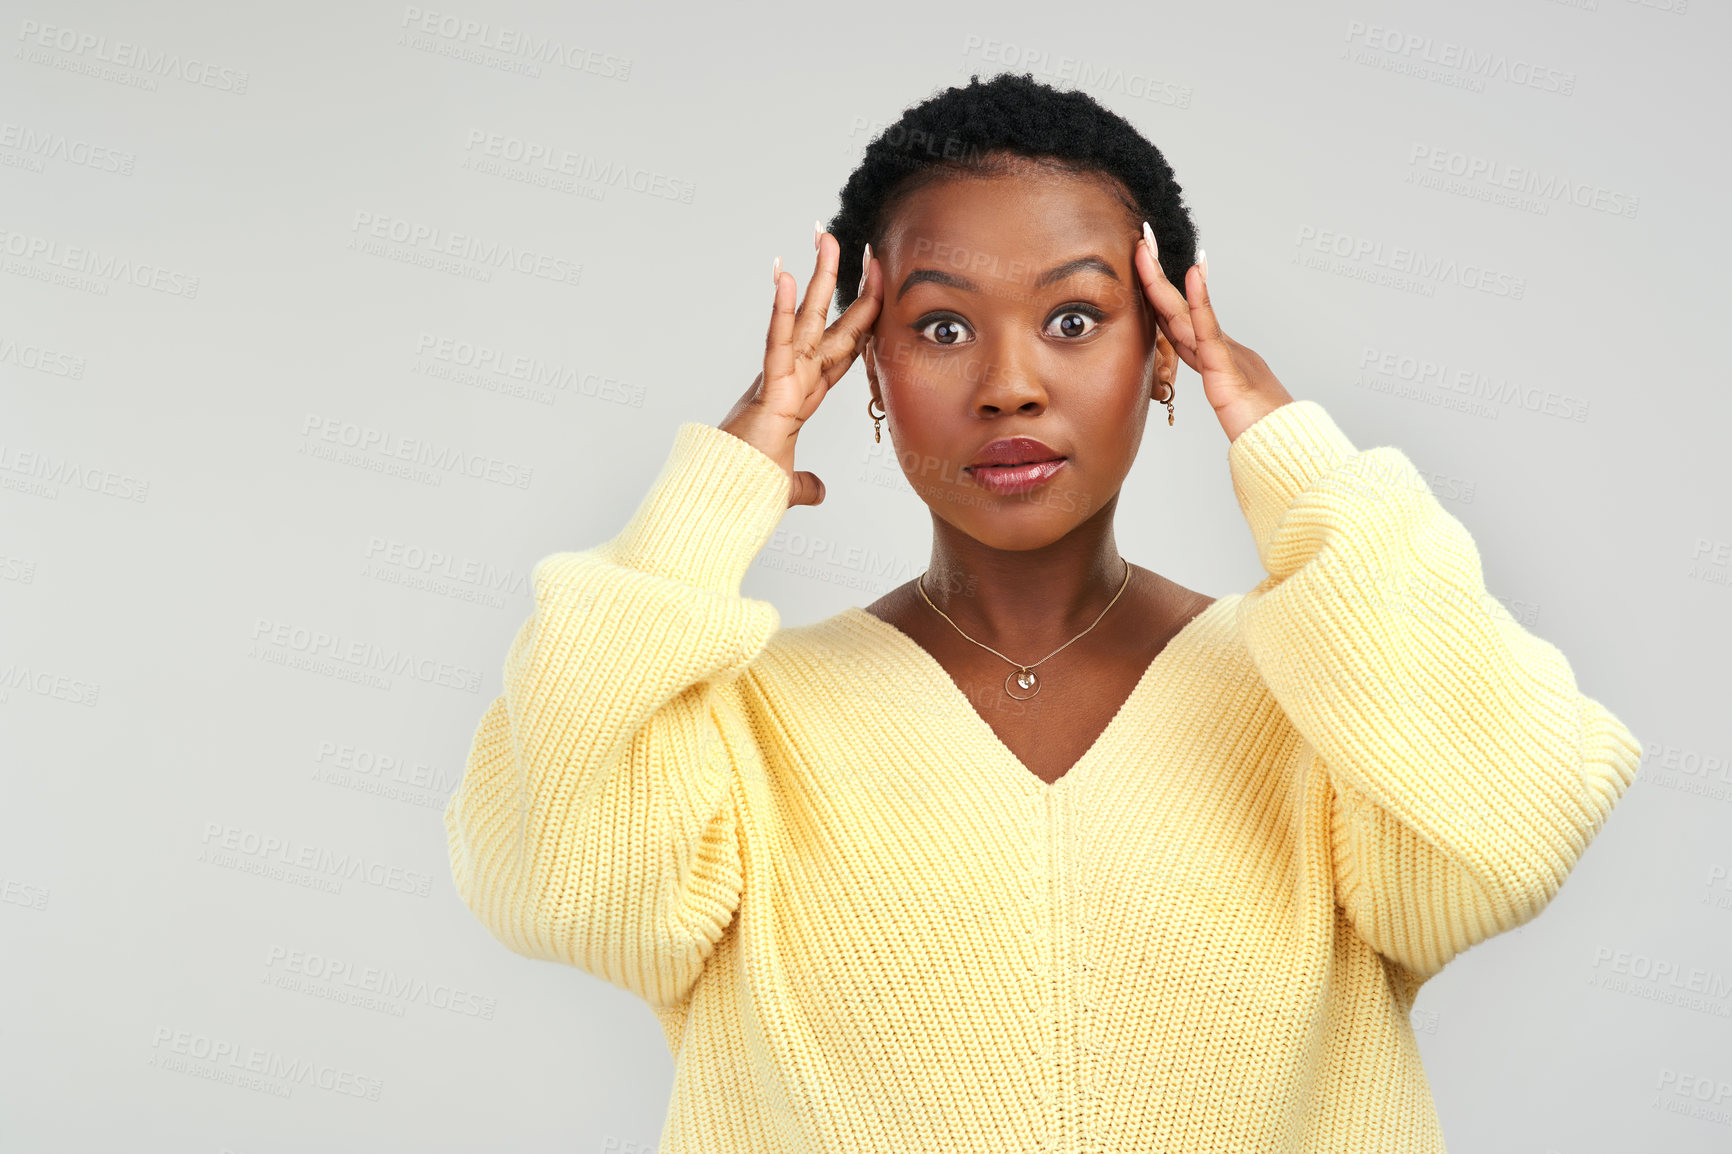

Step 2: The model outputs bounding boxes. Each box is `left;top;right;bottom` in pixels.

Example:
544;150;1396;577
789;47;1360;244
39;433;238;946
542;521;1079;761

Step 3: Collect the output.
867;396;887;442
1155;381;1175;426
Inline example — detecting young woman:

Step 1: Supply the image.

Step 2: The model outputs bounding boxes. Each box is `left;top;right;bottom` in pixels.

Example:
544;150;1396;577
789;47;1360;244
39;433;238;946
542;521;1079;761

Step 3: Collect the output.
444;73;1641;1152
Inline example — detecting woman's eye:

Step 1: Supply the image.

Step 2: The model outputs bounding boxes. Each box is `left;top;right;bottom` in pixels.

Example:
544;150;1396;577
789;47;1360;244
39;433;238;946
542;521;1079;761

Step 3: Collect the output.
913;308;1101;345
1046;308;1102;339
916;316;973;346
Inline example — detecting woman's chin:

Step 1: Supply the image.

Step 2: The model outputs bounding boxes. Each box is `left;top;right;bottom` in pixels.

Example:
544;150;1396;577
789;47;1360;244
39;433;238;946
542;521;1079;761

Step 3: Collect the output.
931;506;1088;552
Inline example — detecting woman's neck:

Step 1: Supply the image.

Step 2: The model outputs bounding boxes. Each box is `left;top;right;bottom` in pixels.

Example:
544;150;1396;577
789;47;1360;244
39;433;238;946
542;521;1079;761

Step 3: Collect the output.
920;509;1135;654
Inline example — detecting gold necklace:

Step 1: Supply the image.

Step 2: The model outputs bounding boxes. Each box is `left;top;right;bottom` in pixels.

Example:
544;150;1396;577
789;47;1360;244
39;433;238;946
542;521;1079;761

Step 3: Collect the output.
916;557;1133;701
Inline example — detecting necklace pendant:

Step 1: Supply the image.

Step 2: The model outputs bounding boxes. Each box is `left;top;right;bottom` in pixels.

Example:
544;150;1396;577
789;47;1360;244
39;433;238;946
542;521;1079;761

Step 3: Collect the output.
1005;667;1040;701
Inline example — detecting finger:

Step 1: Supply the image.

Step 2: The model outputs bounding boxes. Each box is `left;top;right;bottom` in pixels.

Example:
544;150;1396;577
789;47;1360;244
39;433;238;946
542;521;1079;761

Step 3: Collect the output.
1139;243;1197;358
1133;233;1198;356
787;469;826;508
809;254;882;392
1136;254;1177;356
1183;263;1239;380
794;232;840;353
1184;263;1228;356
764;260;797;384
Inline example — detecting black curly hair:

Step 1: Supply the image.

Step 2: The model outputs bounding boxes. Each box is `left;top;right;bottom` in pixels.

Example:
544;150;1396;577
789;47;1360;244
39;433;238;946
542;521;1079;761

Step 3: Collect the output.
828;71;1199;315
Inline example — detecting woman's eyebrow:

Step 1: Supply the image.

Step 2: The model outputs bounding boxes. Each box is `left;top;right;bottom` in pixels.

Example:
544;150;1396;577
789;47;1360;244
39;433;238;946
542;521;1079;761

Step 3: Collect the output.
896;254;1121;302
1034;255;1119;288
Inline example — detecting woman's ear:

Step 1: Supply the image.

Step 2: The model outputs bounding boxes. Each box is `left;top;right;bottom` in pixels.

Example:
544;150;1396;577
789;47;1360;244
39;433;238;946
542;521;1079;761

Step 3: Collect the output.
1151;328;1176;404
863;334;880;396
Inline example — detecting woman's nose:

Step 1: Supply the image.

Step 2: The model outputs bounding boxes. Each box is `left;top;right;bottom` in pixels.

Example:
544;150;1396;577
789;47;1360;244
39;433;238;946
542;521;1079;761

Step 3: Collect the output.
970;338;1048;416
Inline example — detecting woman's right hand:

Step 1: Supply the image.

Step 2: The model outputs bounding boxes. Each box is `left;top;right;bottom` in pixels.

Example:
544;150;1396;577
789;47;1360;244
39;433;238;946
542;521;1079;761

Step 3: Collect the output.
718;230;881;507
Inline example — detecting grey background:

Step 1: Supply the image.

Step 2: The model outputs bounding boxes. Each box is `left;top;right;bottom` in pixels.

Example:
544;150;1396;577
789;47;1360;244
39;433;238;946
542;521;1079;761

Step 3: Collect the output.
2;0;1728;1150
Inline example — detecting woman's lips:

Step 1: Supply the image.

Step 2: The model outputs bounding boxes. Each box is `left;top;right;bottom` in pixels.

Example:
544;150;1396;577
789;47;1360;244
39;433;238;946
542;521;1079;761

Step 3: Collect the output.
965;458;1068;495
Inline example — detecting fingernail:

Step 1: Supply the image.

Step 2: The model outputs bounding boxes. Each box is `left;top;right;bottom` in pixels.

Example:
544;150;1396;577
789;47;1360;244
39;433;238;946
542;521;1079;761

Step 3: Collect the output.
1197;248;1208;283
1142;220;1158;262
857;243;871;296
772;255;781;289
814;220;822;251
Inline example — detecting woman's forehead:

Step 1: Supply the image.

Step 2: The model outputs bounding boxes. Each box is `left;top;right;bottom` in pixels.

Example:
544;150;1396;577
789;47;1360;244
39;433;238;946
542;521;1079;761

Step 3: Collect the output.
878;178;1137;296
882;169;1135;257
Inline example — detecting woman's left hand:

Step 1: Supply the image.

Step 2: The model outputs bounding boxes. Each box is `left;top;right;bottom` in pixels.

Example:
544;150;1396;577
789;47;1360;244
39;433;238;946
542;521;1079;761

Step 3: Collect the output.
1134;225;1294;444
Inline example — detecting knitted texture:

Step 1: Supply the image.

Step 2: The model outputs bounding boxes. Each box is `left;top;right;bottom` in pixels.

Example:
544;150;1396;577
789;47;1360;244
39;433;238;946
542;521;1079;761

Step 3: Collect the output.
444;400;1641;1153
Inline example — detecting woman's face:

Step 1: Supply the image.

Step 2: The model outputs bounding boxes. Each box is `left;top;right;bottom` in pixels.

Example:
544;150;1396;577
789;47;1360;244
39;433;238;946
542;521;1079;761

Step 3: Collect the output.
863;160;1177;552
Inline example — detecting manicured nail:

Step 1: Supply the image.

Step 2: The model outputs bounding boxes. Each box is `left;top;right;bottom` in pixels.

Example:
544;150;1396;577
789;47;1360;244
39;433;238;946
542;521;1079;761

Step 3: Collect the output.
857;242;871;296
772;255;781;289
814;220;822;251
1141;220;1158;263
1197;248;1208;283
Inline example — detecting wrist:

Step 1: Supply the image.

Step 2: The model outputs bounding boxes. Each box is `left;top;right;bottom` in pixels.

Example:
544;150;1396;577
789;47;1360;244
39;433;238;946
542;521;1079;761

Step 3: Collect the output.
716;413;793;476
1222;394;1294;444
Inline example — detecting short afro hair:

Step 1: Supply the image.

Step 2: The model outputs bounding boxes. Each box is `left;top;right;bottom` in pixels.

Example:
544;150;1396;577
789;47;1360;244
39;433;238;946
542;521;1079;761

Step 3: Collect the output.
828;71;1199;314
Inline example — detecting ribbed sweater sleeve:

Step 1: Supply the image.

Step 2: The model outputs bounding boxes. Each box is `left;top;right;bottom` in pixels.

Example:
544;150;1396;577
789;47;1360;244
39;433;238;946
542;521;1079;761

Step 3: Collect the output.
443;421;791;1008
1226;400;1642;981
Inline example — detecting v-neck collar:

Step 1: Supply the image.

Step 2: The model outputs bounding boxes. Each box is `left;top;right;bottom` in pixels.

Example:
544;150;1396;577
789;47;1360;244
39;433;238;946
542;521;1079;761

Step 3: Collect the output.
837;595;1235;799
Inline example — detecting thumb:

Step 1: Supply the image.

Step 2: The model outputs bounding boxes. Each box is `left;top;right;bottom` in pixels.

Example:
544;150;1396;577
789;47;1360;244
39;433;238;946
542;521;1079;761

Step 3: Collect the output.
787;470;826;508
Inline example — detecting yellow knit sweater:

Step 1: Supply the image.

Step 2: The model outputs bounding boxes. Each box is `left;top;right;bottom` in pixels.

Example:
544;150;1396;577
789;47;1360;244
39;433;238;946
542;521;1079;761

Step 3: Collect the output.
444;399;1641;1153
